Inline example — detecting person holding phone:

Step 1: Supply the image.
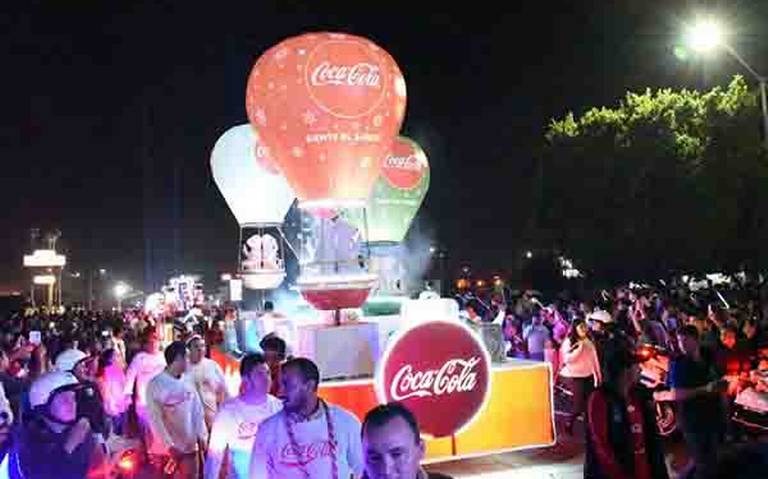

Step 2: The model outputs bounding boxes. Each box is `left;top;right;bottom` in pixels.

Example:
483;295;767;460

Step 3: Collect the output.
559;318;602;435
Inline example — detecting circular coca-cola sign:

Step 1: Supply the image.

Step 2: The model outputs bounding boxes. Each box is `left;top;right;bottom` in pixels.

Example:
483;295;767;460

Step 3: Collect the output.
375;321;491;438
381;137;427;190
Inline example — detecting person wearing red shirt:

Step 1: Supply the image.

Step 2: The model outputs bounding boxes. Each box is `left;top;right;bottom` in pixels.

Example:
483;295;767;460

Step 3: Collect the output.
587;348;668;479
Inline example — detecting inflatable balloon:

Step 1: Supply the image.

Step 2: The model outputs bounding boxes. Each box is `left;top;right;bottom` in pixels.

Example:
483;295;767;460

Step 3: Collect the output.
245;32;407;206
211;124;295;290
210;124;295;226
344;136;429;244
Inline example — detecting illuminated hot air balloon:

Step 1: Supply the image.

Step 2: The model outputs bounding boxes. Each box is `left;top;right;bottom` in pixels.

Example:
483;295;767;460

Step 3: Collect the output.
245;32;407;311
344;136;430;244
245;32;407;206
210;124;295;289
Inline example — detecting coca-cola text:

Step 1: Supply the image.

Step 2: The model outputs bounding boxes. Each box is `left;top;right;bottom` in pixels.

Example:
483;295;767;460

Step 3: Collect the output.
390;357;480;401
310;62;381;88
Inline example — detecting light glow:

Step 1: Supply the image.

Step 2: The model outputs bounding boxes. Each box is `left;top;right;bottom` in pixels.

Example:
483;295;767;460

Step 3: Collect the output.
685;17;724;53
113;282;130;299
33;275;56;285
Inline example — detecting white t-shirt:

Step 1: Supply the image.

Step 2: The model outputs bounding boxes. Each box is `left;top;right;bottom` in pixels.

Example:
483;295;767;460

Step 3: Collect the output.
205;395;283;479
184;357;229;423
124;351;166;416
250;403;363;479
146;371;208;455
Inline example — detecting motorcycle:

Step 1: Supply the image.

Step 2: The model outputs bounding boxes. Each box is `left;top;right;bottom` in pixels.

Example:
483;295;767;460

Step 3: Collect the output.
637;344;678;437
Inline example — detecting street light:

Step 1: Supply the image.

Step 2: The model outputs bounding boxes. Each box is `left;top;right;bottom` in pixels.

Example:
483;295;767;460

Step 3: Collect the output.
114;282;130;312
683;16;768;150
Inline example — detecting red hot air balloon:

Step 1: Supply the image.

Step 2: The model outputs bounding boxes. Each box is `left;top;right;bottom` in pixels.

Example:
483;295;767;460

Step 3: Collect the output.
245;32;407;208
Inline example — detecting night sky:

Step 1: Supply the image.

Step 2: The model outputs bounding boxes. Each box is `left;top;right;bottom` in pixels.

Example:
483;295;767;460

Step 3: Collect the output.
2;1;767;292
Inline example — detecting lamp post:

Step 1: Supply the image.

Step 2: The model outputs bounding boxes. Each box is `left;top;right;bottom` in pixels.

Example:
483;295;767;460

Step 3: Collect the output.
684;16;768;150
114;282;130;312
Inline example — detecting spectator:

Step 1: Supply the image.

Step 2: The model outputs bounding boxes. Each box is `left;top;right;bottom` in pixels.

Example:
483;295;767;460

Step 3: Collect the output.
260;335;287;398
665;325;725;479
502;316;526;359
185;335;229;429
251;357;364;479
205;353;282;479
4;371;109;478
559;318;602;435
124;329;166;448
523;313;550;361
586;348;668;479
146;341;208;479
96;348;127;434
361;403;453;479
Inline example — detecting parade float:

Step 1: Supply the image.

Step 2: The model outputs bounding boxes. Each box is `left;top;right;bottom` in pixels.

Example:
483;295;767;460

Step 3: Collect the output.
211;31;555;463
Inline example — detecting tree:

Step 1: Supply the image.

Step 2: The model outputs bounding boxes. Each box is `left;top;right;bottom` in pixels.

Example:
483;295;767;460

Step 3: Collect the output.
537;76;768;282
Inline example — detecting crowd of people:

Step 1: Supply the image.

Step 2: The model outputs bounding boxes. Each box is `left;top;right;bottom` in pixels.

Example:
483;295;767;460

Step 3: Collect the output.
459;281;768;478
0;279;766;478
0;305;453;479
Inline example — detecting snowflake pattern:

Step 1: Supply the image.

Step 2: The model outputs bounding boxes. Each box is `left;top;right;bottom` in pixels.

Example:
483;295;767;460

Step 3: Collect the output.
298;49;307;56
292;146;304;158
372;115;383;127
302;110;318;126
253;108;267;126
274;48;290;61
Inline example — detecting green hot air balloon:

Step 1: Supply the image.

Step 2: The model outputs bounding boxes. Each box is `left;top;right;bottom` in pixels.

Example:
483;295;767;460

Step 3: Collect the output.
346;136;430;245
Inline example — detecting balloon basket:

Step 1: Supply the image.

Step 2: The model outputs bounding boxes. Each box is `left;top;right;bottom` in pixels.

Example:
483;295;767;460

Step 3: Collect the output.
241;270;286;290
297;273;376;311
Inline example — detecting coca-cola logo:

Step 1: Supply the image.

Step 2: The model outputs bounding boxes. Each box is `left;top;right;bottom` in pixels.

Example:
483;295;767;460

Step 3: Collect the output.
305;39;389;119
237;421;259;440
390;357;480;401
280;440;335;467
376;321;491;438
310;62;381;87
381;138;427;190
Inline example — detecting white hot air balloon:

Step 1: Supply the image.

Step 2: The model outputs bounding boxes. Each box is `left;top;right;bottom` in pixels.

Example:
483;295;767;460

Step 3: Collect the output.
211;124;295;289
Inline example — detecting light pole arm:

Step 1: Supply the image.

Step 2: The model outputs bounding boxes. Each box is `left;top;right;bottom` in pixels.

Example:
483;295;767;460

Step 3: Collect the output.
723;43;768;150
723;44;765;82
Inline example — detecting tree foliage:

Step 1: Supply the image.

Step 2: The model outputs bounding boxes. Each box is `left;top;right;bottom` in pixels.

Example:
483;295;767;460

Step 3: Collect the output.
537;76;768;282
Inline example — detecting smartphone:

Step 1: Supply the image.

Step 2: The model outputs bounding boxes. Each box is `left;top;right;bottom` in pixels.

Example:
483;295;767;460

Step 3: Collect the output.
28;331;41;346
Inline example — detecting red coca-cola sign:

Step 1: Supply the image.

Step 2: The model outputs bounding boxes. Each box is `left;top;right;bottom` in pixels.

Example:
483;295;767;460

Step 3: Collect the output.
375;321;491;437
381;137;426;190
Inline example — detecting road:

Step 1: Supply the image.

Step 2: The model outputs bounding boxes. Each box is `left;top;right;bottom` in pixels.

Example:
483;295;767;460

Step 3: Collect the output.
424;415;692;479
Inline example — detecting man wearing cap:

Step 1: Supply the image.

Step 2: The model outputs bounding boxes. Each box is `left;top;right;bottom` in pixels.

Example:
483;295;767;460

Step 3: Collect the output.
2;371;109;478
184;335;229;429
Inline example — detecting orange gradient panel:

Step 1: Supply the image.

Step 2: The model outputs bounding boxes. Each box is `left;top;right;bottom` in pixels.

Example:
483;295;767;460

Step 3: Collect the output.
213;349;554;462
318;363;554;461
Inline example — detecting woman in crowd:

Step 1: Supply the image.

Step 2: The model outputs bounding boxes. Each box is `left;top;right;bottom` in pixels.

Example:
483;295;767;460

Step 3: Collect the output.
559;318;602;434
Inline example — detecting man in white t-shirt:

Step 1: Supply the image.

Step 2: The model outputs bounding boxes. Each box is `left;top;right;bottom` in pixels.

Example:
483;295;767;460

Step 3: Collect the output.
205;353;282;479
146;341;208;478
184;335;229;429
250;357;364;479
124;330;166;444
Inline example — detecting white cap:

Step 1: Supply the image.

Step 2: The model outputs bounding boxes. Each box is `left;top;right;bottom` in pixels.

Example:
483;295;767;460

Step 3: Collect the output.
29;371;79;408
54;349;88;372
589;310;614;324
